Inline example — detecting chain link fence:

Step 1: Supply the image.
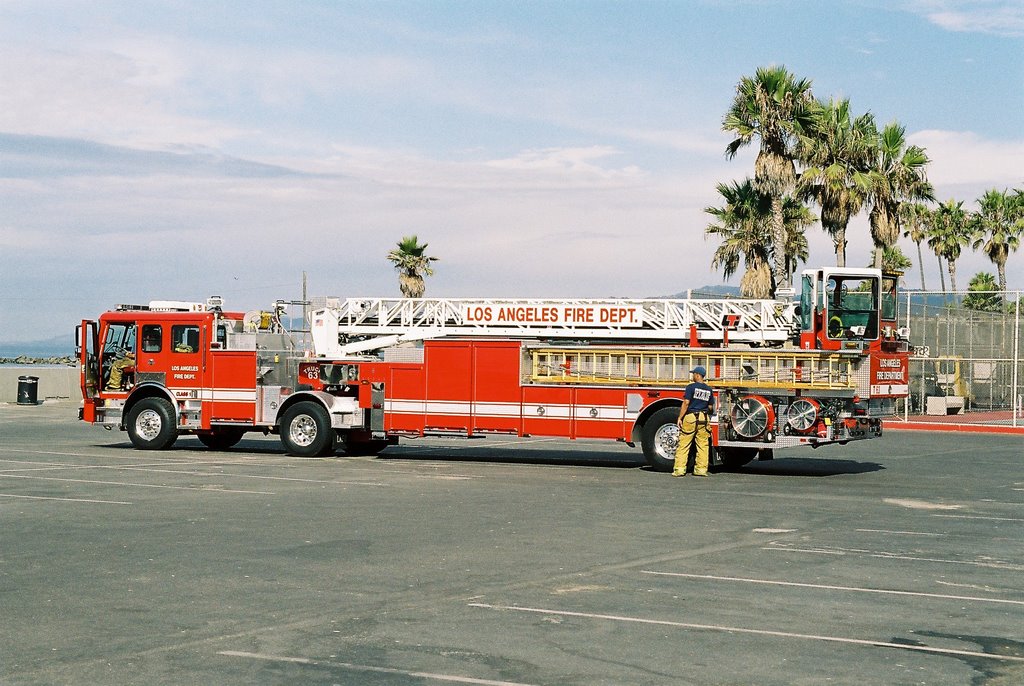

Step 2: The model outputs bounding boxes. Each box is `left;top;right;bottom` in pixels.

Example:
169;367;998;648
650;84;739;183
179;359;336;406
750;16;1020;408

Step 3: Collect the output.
691;287;1023;428
898;290;1022;427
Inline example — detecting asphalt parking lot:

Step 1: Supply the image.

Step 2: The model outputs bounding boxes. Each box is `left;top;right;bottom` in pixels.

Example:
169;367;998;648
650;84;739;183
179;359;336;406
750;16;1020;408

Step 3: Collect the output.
1;403;1022;685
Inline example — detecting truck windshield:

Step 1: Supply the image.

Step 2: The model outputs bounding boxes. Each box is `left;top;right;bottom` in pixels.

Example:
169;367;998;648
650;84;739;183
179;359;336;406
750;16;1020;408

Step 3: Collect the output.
103;322;136;356
826;276;878;339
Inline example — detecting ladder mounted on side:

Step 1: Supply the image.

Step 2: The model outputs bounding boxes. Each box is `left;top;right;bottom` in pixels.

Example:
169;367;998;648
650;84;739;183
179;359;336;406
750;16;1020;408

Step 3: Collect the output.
529;347;859;392
310;297;799;356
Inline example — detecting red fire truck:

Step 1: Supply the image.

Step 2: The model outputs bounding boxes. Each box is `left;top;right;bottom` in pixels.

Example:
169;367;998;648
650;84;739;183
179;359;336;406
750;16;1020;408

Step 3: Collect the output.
76;267;909;470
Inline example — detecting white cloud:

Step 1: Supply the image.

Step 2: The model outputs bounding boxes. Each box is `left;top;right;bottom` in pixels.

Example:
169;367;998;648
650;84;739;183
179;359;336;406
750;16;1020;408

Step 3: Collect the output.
0;44;246;149
485;146;644;181
602;127;727;157
908;129;1024;190
910;1;1024;37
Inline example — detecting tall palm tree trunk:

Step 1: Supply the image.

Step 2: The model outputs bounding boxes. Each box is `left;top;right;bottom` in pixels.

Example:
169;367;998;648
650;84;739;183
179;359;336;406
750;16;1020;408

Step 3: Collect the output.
915;241;926;290
834;228;847;268
771;197;788;291
948;260;958;294
936;254;946;293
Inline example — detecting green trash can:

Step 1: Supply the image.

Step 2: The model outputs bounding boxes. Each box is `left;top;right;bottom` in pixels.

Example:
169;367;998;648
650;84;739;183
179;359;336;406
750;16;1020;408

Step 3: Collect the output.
17;376;39;405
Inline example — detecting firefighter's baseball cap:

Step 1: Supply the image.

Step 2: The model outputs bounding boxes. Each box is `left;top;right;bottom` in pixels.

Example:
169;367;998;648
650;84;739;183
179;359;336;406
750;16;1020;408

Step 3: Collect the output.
690;365;707;377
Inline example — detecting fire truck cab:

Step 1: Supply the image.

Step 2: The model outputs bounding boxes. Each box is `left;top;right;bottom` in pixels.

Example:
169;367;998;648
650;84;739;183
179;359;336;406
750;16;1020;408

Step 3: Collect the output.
76;299;364;453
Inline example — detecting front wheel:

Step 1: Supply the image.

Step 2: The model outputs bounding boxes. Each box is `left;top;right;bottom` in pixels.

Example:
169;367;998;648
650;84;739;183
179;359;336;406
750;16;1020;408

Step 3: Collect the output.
279;401;336;457
126;397;178;450
640;407;681;471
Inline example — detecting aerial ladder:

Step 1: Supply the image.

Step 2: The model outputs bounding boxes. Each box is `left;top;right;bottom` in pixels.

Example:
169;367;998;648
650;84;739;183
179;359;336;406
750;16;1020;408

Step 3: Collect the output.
310;292;857;396
311;296;800;353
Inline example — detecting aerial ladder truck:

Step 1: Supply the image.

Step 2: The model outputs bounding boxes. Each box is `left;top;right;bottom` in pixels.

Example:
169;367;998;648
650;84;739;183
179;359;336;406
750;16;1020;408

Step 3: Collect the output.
77;267;909;470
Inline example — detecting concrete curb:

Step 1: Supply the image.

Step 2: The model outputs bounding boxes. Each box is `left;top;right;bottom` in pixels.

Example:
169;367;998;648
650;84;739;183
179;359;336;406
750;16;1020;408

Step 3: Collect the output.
888;422;1024;436
0;367;78;403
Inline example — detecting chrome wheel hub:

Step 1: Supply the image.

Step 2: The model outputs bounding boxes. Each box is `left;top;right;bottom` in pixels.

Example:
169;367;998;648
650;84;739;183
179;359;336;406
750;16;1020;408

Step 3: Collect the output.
289;414;318;447
653;422;680;460
135;409;162;441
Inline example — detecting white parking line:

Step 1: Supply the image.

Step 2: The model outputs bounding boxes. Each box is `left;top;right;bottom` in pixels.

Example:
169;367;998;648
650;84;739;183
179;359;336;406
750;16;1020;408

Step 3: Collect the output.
0;455;483;486
0;474;274;495
0;458;387;486
934;514;1024;522
217;650;539;686
855;528;946;537
103;465;389;487
640;571;1024;606
0;493;132;505
764;542;1024;571
468;603;1024;664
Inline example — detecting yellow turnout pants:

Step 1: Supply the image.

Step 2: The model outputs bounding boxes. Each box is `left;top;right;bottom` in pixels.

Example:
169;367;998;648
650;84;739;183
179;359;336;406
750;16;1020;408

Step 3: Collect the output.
106;355;135;390
673;412;709;475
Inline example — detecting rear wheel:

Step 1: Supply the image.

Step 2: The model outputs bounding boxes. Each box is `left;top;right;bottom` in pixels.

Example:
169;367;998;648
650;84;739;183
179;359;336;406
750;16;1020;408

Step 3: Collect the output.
126;397;178;450
280;401;336;457
640;406;681;471
196;429;245;450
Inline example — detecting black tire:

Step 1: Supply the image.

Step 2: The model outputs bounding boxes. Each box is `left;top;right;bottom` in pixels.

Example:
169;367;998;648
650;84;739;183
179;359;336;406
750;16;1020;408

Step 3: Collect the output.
126;397;178;450
640;406;681;471
196;429;245;451
718;447;757;470
279;401;336;457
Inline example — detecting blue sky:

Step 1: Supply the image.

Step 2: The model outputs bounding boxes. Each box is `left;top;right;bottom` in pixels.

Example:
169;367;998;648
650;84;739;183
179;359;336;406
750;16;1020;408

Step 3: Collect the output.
1;0;1022;343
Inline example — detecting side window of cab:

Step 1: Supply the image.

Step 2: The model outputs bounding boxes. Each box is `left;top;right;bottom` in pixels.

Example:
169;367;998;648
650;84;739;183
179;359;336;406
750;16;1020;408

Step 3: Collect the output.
172;325;199;353
141;325;162;353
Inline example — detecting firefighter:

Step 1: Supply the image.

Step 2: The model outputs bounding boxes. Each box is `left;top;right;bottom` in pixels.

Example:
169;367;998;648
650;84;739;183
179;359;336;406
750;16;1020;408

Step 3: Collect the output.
105;351;135;391
672;365;714;477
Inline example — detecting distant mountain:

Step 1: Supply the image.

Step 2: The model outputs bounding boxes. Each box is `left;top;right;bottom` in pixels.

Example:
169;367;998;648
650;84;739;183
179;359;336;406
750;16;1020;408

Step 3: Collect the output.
663;284;742;299
0;335;75;358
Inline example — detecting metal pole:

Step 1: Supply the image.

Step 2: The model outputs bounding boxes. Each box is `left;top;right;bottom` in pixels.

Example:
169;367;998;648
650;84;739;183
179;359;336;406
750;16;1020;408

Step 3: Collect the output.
905;289;912;422
302;271;309;354
1007;292;1015;427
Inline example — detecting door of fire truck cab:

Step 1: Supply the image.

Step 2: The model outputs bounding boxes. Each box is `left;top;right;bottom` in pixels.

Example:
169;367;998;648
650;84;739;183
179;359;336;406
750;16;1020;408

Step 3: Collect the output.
137;319;208;405
76;320;99;420
880;271;899;332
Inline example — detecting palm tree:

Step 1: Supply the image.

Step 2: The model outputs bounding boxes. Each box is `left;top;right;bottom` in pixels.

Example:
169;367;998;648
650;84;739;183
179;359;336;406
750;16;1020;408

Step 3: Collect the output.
797;98;875;268
962;272;1002;312
386;235;438;298
865;121;935;269
705;180;773;298
926;200;971;294
705;179;812;298
970;188;1022;294
879;245;912;274
723;65;818;293
900;202;932;290
781;196;813;283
